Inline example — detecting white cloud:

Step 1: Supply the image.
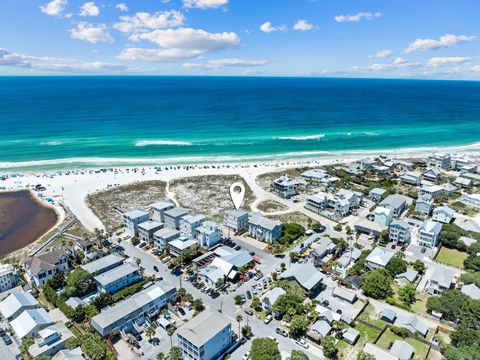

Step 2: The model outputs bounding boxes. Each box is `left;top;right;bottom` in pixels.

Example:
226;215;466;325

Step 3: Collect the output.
40;0;68;16
368;57;420;71
113;11;185;33
79;2;99;17
293;20;314;32
404;34;476;53
69;22;114;44
183;0;228;9
334;12;381;23
426;56;472;67
119;27;239;61
470;65;480;73
369;49;392;58
116;3;128;12
184;58;268;69
260;22;286;33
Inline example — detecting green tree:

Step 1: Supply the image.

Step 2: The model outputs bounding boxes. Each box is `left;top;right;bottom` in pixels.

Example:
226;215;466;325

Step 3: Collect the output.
398;284;417;305
291;350;309;360
47;272;66;289
236;315;243;340
192;298;204;312
251;296;261;311
272;293;305;318
426;290;469;321
156;352;165;360
460;271;480;288
356;352;375;360
361;269;393;299
167;327;175;347
170;346;182;360
145;324;156;341
322;336;338;359
334;224;342;232
290;252;300;263
242;325;252;339
93;292;113;310
289;315;309;337
64;268;96;298
412;260;426;275
386;256;408;276
251;338;280;360
234;295;243;305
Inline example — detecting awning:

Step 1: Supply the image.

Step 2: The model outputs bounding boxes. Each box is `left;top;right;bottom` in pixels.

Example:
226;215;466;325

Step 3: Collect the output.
228;270;237;280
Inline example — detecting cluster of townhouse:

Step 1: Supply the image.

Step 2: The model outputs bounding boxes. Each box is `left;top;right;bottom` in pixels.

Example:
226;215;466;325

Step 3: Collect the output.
306;189;363;221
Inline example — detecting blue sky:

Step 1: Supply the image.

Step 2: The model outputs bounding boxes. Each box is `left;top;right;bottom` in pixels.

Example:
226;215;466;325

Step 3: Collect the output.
1;0;479;78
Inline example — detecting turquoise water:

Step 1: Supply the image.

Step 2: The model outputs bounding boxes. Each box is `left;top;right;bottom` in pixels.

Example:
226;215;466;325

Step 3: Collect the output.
0;76;479;170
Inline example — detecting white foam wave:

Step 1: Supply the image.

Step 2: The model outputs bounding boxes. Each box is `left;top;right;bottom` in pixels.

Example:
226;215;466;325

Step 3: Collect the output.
135;140;193;147
276;134;325;141
40;141;64;146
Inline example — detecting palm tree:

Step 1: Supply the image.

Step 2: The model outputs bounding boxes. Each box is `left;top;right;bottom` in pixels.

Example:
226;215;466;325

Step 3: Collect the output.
145;324;156;341
156;353;165;360
236;315;243;340
167;327;175;348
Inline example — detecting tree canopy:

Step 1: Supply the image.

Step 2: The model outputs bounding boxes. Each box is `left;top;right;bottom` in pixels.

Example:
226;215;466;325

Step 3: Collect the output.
291;350;309;360
251;338;280;360
386;256;408;276
64;268;96;298
361;268;393;299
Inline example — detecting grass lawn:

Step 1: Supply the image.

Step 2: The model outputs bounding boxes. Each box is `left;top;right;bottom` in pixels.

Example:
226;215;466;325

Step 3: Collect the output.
376;329;430;360
357;304;386;329
411;291;430;317
435;247;468;269
355;323;381;343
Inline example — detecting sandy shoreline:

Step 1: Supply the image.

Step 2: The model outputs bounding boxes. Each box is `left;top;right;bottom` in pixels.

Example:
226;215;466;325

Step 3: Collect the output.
1;151;479;237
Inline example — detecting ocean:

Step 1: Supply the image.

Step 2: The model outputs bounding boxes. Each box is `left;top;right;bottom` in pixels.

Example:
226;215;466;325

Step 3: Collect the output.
1;76;480;171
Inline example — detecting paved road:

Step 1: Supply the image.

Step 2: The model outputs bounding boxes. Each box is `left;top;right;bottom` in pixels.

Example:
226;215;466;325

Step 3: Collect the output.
112;237;323;360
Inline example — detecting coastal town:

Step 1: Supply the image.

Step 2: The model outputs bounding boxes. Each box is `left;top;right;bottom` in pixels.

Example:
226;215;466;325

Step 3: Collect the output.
1;153;480;360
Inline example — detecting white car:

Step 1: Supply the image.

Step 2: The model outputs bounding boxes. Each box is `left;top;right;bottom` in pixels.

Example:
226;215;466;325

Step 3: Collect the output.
295;339;310;349
242;352;250;360
264;314;272;324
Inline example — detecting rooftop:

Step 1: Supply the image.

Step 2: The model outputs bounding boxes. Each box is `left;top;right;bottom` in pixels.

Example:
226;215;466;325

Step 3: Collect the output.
154;227;181;239
461;283;480;300
280;262;323;291
123;209;149;219
248;213;281;231
164;207;189;218
150;201;174;211
390;340;414;360
81;253;124;274
94;262;139;287
0;291;39;319
10;308;53;339
177;310;231;348
365;247;396;267
138;220;164;231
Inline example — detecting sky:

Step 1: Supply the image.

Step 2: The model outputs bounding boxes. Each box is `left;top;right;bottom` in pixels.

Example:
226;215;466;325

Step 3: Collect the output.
0;0;479;78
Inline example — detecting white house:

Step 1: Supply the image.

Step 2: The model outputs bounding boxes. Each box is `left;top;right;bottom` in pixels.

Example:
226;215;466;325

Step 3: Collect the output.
261;287;286;310
427;153;451;168
271;175;301;198
153;227;181;249
169;237;199;258
224;210;249;234
28;322;74;358
138;220;164;243
196;221;223;249
432;206;455;224
459;193;480;209
415;195;434;215
24;249;69;287
0;291;40;321
164;207;189;230
380;194;412;218
365;247;396;270
10;308;54;339
0;264;18;293
373;206;393;226
123;209;149;236
247;213;282;244
179;214;205;238
389;220;412;245
425;268;455;295
418;220;442;248
400;171;422;186
149;201;174;222
306;189;363;220
423;168;441;182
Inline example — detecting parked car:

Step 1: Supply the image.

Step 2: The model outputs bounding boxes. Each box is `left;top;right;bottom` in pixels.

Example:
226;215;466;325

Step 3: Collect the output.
153;265;159;272
244;309;254;316
246;290;252;299
295;339;309;349
276;327;288;337
264;314;272;324
139;242;147;248
234;245;241;250
0;328;5;336
178;308;186;316
2;335;12;345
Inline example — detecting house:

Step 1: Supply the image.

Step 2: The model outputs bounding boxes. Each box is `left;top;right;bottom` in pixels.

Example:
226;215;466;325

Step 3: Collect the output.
418;220;442;248
149;201;174;222
311;236;337;266
301;169;339;183
0;264;18;293
164;207;189;230
374;206;393;226
138;220;164;243
400;171;422;186
224;210;249;234
271;175;301;198
345;275;363;289
24;249;69;287
279;262;324;296
81;253;125;275
123;209;149;236
459;193;480;209
306;189;363;220
395;269;418;285
459;236;477;248
10;308;54;339
461;283;480;300
390;340;415;360
380;194;412;218
169;237;199;257
396;315;429;337
354;219;387;237
308;320;331;340
177;310;234;360
365;247;396;270
94;263;141;294
52;347;83;360
341;327;360;345
419;184;447;197
337;248;362;268
451;157;474;171
247;213;282;244
180;214;205;238
91;281;177;337
423;168;441;182
197;221;223;248
369;188;387;201
261;287;286;310
392;160;414;171
153;227;181;249
332;286;357;303
28;322;74;358
72;239;94;256
65;297;85;310
199;265;226;289
455;176;472;188
364;343;399;360
0;291;39;321
425;268;455;295
432;206;455;224
217;248;253;270
389;220;412;245
427;153;451;168
415;195;434;215
457;219;480;234
380;308;397;323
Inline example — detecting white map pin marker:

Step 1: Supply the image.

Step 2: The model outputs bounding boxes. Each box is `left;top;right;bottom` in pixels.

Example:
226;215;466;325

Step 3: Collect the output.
230;182;245;210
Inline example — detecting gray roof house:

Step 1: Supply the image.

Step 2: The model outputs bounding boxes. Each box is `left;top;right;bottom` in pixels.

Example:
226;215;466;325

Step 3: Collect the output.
365;247;396;270
380;194;412;218
261;287;286;310
333;286;357;304
280;262;324;296
459;236;477;247
163;207;189;230
81;253;125;275
52;347;83;360
337;248;362;268
28;322;74;358
425;268;455;295
395;269;418;284
247;213;282;244
396;315;429;337
390;340;415;360
341;327;360;345
369;188;387;201
308;320;331;340
380;308;397;323
0;291;40;321
461;283;480;300
432;206;455;224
